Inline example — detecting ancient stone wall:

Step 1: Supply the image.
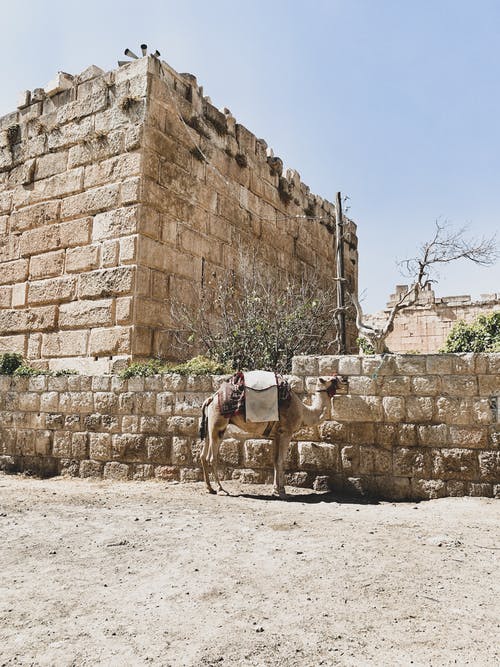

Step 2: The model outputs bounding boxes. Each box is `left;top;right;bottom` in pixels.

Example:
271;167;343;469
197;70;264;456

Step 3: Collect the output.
370;285;499;353
0;353;498;500
0;56;358;370
0;64;146;372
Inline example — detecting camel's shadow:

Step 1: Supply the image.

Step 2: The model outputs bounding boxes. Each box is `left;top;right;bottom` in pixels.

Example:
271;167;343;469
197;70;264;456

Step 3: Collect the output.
235;491;380;505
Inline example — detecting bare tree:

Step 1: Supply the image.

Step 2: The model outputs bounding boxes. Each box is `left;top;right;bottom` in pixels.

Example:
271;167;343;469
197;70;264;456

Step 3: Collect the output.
349;221;498;354
173;254;345;372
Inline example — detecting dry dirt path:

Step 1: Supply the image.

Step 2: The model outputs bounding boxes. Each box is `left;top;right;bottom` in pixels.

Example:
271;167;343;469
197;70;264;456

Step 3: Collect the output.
0;474;498;666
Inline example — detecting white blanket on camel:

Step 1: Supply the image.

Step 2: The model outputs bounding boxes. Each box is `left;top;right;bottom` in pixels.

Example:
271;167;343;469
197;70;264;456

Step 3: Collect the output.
243;370;279;423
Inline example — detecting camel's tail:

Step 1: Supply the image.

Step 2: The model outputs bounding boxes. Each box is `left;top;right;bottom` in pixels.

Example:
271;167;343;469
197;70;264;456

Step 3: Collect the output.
199;396;213;440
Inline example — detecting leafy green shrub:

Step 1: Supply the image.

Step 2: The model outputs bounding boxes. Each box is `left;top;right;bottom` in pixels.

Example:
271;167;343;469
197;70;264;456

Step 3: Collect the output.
163;356;232;376
119;359;164;379
0;353;23;375
13;365;44;377
119;356;231;379
441;311;500;353
357;337;375;355
13;365;78;377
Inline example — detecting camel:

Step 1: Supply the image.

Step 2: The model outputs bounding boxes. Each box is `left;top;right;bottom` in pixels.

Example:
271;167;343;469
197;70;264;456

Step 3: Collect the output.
199;374;342;498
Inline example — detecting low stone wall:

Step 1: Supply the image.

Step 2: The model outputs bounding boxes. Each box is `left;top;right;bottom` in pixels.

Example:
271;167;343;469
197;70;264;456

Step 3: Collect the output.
0;354;499;500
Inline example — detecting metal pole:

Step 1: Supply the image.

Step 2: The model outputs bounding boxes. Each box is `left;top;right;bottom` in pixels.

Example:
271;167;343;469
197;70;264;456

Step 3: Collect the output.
335;191;346;353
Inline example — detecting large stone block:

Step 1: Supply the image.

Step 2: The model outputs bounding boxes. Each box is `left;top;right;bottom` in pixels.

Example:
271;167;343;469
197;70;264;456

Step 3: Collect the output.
426;355;453;374
9;199;60;233
406;396;434;422
93;391;118;414
291;356;319;376
59;391;94;414
382;396;406;422
41;330;88;357
340;444;359;474
59;299;113;329
35;151;68;181
112;433;147;461
298;441;339;470
61;183;120;220
375;424;397;447
29;250;65;280
411;479;447;500
332;395;382;422
0;306;57;334
393;355;427;376
338;356;361;376
411;376;440;395
472;398;495;424
435;397;471;425
20;218;91;256
56;89;108;126
218;438;240;467
359;445;392;474
84;152;141;189
80;460;104;478
441;375;478;397
0;286;12;308
417;424;447;446
88;326;131;356
16;429;36;456
78;266;135;298
103;461;130;480
243;439;274;468
171;436;193;465
0;258;28;285
448;426;486;448
432;448;479;481
478;451;500;482
393;447;429;476
14;167;84;208
146;436;170;464
46;119;93;153
135;297;172;328
348;375;377;395
28;276;77;305
65;244;100;273
478;375;500;395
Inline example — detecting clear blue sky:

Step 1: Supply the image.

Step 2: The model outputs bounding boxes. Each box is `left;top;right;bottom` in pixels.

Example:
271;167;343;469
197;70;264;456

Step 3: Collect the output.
1;0;498;312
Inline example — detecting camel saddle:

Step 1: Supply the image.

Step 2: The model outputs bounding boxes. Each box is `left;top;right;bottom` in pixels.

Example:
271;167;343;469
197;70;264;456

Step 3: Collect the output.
218;371;291;421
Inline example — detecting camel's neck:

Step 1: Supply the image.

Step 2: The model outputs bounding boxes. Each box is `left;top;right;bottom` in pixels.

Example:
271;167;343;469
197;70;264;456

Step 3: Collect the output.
301;389;331;426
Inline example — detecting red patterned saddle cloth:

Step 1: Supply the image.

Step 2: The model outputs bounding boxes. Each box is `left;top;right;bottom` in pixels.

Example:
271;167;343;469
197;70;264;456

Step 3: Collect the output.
218;371;291;419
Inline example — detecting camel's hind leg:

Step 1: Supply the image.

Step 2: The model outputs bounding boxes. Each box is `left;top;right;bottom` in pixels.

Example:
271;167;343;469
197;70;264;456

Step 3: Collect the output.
210;431;228;494
200;398;216;494
200;438;216;494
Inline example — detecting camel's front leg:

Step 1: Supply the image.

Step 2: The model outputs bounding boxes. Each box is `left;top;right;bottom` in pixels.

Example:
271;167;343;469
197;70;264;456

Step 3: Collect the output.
273;431;290;499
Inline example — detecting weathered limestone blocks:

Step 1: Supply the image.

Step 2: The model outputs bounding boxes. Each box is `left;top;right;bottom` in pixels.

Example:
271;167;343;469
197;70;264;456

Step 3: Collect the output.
0;353;498;500
1;54;358;368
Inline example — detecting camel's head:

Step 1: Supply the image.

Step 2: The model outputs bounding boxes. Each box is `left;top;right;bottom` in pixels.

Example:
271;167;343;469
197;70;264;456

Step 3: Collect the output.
318;374;347;397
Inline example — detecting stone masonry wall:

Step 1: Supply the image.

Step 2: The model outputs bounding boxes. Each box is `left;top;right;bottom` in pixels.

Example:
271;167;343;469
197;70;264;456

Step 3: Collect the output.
137;58;358;358
0;353;498;501
370;285;500;353
0;63;145;372
0;56;358;370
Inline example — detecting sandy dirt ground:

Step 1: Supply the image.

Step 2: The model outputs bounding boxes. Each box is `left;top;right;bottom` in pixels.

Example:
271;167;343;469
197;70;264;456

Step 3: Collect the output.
0;474;498;667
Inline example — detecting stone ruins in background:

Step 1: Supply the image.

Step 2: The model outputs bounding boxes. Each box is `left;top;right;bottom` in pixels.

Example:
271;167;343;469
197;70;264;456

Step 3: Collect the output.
369;284;499;353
